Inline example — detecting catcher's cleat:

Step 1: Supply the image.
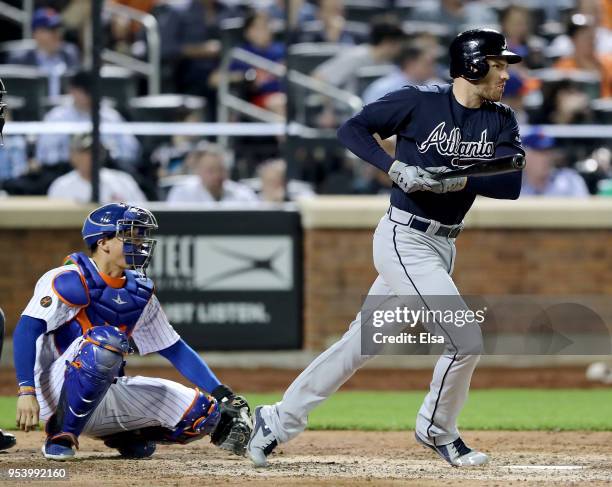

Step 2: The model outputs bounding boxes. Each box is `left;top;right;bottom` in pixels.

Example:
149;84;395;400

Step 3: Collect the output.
42;433;78;461
247;406;277;467
415;432;489;467
0;430;16;451
107;439;156;459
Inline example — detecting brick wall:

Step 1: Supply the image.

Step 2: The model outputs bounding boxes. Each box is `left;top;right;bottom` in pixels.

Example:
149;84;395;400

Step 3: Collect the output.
1;230;85;332
4;226;612;349
302;228;612;349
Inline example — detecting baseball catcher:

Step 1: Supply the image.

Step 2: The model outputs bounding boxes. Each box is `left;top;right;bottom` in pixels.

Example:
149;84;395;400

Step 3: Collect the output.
14;203;252;459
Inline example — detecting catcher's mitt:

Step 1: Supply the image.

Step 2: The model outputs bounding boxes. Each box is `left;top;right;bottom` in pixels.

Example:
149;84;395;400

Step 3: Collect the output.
210;385;252;456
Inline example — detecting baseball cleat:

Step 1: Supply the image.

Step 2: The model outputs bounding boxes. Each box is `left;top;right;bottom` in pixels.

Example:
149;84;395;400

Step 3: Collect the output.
0;430;16;451
415;432;489;467
42;437;76;461
104;437;156;459
247;406;278;467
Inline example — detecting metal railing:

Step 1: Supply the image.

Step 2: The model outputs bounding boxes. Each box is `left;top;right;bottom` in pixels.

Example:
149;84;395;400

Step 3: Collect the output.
218;47;363;132
0;0;33;38
84;1;161;94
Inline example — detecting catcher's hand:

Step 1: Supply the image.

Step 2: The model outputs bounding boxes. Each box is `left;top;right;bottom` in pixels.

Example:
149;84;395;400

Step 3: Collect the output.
210;385;252;456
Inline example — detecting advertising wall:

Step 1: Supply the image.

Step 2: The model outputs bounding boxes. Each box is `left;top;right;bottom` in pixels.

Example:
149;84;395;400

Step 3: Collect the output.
147;209;303;350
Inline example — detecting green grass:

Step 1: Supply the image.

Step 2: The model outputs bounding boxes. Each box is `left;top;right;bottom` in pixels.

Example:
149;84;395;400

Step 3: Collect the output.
3;389;612;431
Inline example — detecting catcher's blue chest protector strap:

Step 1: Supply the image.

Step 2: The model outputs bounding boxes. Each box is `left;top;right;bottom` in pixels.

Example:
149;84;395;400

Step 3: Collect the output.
52;252;153;353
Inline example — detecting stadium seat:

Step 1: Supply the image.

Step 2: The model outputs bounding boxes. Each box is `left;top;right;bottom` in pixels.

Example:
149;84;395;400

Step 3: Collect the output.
0;39;36;64
99;66;138;116
0;64;47;120
288;43;348;75
592;99;612;125
343;0;391;23
129;94;206;122
355;64;398;97
298;20;369;44
532;68;601;100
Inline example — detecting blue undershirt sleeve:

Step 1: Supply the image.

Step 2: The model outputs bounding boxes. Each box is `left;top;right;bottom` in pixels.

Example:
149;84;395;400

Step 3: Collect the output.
13;315;47;388
158;338;221;393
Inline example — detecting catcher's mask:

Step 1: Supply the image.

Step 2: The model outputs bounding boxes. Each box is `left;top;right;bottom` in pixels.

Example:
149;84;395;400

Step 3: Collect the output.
82;203;158;274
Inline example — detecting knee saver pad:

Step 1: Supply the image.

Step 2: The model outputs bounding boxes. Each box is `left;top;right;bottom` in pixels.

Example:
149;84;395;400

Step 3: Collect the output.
46;326;130;441
165;389;221;444
79;326;130;378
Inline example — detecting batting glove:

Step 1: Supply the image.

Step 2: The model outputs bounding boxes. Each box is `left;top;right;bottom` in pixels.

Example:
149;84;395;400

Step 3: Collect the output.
423;166;467;193
388;160;441;194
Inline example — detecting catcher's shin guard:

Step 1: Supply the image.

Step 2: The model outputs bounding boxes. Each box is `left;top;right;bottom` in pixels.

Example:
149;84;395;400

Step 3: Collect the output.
45;326;129;446
161;389;220;444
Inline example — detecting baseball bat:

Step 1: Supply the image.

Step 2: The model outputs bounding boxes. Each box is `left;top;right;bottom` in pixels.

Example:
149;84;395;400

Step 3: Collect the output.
432;154;526;180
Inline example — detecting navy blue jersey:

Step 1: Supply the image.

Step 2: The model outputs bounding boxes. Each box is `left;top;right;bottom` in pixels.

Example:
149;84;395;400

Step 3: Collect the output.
337;84;524;225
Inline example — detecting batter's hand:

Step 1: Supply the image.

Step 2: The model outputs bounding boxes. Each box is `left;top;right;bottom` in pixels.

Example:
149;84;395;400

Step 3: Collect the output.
388;161;440;193
424;167;467;193
16;394;40;432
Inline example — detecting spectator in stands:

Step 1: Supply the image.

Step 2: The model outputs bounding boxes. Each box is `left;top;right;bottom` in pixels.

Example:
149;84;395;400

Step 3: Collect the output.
254;159;315;202
60;0;93;49
8;8;80;98
313;15;405;92
499;4;546;70
410;0;497;36
229;9;286;116
362;43;442;104
521;130;590;197
553;14;612;98
547;0;612;58
531;78;593;125
0;109;28;183
171;0;241;105
297;0;357;45
35;70;140;168
502;71;528;124
47;133;147;204
267;0;317;28
166;144;258;204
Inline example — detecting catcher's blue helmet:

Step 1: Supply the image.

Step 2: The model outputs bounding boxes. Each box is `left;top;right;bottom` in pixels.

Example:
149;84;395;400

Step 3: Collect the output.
82;203;158;272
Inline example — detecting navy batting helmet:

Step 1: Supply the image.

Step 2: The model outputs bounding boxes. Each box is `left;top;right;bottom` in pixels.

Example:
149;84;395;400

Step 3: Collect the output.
82;203;158;272
449;29;522;81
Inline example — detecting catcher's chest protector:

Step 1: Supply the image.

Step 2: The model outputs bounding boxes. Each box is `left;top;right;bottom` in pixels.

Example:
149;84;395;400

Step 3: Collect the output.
53;252;153;352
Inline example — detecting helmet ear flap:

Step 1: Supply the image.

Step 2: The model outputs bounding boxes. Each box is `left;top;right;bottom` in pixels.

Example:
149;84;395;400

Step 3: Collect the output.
464;56;490;81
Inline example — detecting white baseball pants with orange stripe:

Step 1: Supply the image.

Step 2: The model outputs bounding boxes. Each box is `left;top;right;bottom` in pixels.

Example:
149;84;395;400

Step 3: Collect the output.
36;336;196;437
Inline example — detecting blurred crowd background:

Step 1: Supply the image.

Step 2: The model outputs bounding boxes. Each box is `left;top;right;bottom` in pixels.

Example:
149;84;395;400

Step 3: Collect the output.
0;0;610;205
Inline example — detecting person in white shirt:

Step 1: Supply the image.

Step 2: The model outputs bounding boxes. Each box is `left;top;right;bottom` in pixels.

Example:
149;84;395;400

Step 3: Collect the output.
312;16;405;92
521;130;590;197
255;158;315;202
362;43;443;105
166;144;258;204
36;70;140;167
47;133;147;204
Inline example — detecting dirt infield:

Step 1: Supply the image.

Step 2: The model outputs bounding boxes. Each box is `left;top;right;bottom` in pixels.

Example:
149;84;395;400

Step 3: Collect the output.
0;365;603;396
1;430;611;486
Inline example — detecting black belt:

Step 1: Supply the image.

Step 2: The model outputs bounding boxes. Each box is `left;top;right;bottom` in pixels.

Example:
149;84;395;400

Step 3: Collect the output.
387;207;462;238
409;218;462;238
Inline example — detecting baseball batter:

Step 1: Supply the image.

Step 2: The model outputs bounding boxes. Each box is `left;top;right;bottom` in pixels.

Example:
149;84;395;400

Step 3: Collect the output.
14;203;252;460
248;29;525;467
